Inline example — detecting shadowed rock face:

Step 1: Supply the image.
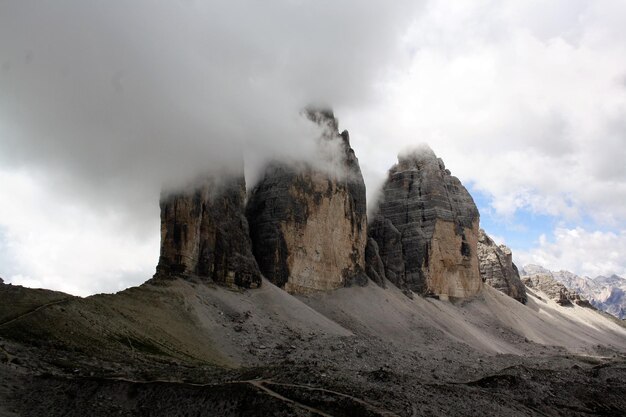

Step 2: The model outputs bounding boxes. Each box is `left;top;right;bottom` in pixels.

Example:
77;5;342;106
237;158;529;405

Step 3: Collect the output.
477;229;527;303
364;238;387;288
368;146;482;298
246;109;367;294
156;175;262;289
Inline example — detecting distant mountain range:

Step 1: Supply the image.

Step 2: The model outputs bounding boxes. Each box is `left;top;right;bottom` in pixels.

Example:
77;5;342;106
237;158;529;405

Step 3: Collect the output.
520;265;626;319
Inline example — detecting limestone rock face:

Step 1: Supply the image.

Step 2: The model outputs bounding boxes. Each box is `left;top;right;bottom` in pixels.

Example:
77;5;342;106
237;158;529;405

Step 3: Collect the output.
477;229;527;303
246;110;367;294
156;175;262;289
368;146;482;298
521;265;626;319
521;274;590;307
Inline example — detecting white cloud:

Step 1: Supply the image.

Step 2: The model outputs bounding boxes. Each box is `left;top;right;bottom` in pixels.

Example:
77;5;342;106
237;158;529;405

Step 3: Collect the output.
1;1;625;294
342;0;626;225
0;170;159;296
0;0;421;295
515;227;626;278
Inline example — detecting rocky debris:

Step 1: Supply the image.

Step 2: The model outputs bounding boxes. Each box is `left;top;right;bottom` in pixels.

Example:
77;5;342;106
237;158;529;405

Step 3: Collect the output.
246;109;368;294
155;174;261;289
368;146;482;298
3;275;626;417
521;273;591;307
477;229;527;303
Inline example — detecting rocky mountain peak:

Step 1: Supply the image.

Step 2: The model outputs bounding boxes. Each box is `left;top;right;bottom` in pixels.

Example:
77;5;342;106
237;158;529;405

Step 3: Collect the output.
367;146;482;299
521;270;592;308
304;107;340;134
595;274;626;285
155;173;262;289
477;229;527;303
519;264;550;276
246;109;368;294
523;266;626;319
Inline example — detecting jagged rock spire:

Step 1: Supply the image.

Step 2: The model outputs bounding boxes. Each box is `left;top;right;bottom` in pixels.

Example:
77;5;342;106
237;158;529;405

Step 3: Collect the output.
368;145;482;299
156;174;262;289
477;229;527;303
246;108;368;294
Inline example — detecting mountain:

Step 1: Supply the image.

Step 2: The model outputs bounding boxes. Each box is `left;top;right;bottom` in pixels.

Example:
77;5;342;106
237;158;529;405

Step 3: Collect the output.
591;275;626;319
2;269;626;416
477;229;527;304
156;173;262;289
368;146;482;299
521;265;626;319
2;124;626;415
246;109;368;294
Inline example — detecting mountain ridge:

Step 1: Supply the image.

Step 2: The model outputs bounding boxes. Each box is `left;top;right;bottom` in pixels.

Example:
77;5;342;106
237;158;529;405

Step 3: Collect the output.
2;119;626;415
521;264;626;320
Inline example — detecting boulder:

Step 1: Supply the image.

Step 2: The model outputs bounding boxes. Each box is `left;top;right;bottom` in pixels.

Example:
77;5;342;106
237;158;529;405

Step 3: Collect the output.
156;174;262;289
246;109;367;294
477;229;527;303
368;146;482;299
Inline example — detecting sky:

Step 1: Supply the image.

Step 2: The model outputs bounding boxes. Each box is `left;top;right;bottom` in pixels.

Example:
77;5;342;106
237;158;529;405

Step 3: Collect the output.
1;0;625;295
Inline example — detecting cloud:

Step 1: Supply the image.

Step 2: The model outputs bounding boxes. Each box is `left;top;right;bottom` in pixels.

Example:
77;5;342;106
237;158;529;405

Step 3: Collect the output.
0;0;422;294
0;0;421;202
341;0;626;226
515;227;626;278
0;169;159;296
1;1;625;294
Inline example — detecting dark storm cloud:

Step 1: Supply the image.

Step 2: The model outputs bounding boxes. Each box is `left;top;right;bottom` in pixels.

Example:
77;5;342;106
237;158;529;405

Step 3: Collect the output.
0;0;421;228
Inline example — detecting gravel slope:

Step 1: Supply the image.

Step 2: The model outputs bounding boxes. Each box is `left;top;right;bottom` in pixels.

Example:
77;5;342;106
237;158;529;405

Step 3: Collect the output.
1;278;625;416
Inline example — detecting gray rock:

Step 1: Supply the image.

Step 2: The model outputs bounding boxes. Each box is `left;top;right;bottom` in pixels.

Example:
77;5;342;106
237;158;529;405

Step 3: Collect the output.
246;109;368;294
477;229;527;303
368;146;482;298
519;264;551;276
364;238;386;288
521;265;624;317
155;174;262;289
521;273;591;307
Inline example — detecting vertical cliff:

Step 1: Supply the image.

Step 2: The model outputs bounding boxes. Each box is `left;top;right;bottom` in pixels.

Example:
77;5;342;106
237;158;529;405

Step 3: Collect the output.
477;229;527;303
156;175;262;289
246;109;368;294
368;146;482;298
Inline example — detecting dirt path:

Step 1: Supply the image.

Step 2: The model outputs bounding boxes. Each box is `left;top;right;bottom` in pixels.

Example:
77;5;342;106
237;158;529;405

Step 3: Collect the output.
50;374;397;417
260;381;400;416
247;380;335;417
0;298;72;328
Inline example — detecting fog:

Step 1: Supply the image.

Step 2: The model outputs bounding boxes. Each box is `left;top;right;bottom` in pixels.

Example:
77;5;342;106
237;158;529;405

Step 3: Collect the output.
2;1;626;294
0;0;420;234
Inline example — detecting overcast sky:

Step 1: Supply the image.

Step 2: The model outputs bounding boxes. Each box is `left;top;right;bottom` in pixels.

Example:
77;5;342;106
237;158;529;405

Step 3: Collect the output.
1;1;625;295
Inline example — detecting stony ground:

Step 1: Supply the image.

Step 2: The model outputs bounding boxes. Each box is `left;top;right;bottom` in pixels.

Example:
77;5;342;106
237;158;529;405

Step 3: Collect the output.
1;278;625;416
